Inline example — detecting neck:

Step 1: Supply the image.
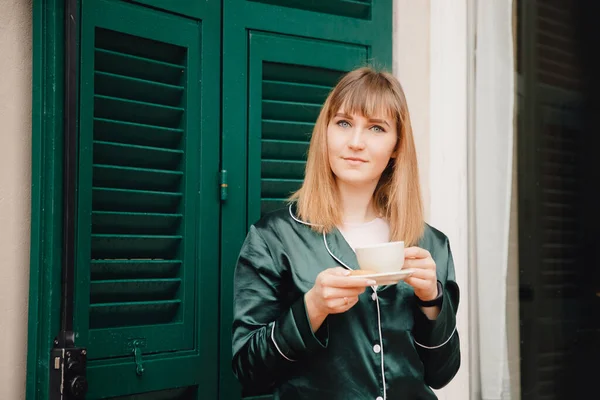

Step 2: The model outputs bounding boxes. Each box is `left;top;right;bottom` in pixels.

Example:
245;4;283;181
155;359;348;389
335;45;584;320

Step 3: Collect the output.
336;180;379;224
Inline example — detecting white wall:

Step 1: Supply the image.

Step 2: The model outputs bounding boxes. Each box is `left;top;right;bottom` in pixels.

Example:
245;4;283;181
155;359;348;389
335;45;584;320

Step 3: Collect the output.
0;0;32;398
392;0;431;220
394;1;471;399
428;1;471;399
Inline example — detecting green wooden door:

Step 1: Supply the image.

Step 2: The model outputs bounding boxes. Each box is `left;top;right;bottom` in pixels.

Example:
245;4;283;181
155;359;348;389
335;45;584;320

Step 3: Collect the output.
28;0;391;398
73;0;220;398
220;1;392;398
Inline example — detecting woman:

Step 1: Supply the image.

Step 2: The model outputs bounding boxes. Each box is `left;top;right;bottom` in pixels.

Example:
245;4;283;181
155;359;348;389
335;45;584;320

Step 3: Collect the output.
232;67;460;399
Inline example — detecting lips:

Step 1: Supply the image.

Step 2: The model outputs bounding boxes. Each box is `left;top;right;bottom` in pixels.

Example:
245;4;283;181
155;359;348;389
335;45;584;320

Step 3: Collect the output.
343;157;367;163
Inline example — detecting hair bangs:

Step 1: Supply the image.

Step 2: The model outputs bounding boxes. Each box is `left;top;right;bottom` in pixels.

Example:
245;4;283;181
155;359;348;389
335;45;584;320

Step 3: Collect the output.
328;72;401;125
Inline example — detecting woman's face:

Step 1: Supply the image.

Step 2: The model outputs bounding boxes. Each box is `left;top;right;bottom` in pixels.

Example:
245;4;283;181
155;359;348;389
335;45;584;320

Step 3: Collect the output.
327;110;398;189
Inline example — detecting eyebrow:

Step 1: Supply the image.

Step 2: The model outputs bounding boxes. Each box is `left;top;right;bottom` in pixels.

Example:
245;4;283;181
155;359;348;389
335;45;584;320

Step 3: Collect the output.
369;118;391;128
335;113;391;128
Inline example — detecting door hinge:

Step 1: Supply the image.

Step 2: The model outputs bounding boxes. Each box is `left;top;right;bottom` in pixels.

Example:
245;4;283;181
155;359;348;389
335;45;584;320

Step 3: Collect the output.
220;169;228;201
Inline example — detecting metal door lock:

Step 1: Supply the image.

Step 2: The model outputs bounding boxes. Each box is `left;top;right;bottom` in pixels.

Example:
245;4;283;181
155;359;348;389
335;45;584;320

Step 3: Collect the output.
50;340;88;400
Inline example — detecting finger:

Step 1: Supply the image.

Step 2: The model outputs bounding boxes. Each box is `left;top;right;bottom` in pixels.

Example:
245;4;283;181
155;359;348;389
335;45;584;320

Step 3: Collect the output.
329;296;360;312
321;286;367;300
404;247;431;259
321;274;376;288
405;276;435;291
405;269;437;283
403;258;436;270
317;268;350;287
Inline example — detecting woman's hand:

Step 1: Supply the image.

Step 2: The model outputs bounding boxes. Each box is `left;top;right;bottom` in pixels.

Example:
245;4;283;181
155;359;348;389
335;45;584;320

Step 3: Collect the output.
404;247;438;298
305;267;375;332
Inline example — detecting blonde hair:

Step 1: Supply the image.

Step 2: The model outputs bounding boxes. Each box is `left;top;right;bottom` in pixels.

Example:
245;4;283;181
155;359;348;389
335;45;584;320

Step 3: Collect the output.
289;67;425;246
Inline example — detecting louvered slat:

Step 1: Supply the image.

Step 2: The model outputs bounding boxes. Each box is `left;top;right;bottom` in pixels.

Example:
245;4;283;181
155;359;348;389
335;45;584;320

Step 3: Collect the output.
94;118;183;149
262;119;313;141
92;211;182;234
540;119;580;299
261;178;304;198
259;62;345;214
93;188;182;213
262;99;322;122
92;234;182;259
91;279;181;303
95;95;184;127
90;260;181;280
95;71;184;106
263;62;344;86
261;159;306;180
536;2;581;90
90;300;181;329
95;49;185;86
262;139;309;160
249;0;372;20
89;28;187;332
93;141;183;170
93;165;183;191
263;80;331;103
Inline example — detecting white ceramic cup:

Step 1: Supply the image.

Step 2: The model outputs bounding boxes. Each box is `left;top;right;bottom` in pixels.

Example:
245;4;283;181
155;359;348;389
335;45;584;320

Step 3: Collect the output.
354;241;405;274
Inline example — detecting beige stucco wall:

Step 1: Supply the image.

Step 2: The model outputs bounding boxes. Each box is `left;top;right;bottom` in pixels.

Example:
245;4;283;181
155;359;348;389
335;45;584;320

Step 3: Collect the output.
0;0;32;398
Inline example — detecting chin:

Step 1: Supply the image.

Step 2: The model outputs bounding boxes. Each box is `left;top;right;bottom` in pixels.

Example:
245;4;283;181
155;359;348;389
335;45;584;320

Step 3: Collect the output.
334;173;375;187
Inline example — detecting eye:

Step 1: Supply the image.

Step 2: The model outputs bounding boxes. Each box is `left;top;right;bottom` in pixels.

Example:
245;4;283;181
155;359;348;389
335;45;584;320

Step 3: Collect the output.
371;125;386;133
336;120;351;128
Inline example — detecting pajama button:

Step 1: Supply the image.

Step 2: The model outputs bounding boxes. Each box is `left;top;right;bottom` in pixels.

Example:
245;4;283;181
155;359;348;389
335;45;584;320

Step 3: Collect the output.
371;292;377;301
373;344;381;353
376;397;384;400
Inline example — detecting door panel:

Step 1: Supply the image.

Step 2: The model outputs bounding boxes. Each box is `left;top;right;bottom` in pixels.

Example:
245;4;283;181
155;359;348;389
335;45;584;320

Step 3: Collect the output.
517;1;600;398
75;0;220;397
221;1;390;398
29;0;391;398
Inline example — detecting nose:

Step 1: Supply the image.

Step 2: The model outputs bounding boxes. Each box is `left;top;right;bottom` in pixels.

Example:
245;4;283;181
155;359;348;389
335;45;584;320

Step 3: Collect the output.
348;128;366;150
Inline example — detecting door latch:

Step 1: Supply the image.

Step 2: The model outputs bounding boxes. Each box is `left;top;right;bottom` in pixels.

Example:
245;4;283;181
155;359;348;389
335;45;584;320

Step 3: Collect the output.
132;339;145;376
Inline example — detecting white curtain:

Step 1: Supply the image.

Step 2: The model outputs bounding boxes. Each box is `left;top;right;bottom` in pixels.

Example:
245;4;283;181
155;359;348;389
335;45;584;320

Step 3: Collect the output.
474;1;516;399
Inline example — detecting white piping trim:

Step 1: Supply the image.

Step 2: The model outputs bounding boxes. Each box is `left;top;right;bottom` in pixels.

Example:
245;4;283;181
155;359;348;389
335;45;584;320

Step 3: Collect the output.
375;296;387;400
288;204;322;227
322;233;352;270
323;231;384;398
322;232;377;291
414;324;458;350
271;322;296;362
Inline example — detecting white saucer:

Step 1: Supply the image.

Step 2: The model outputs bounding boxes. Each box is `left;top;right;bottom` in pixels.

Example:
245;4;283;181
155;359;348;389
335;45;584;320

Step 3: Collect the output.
348;269;415;285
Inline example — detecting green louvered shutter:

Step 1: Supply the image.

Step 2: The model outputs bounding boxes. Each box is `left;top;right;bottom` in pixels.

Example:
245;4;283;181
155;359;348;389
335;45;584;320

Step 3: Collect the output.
257;61;341;216
74;0;220;398
247;35;367;223
221;1;392;398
